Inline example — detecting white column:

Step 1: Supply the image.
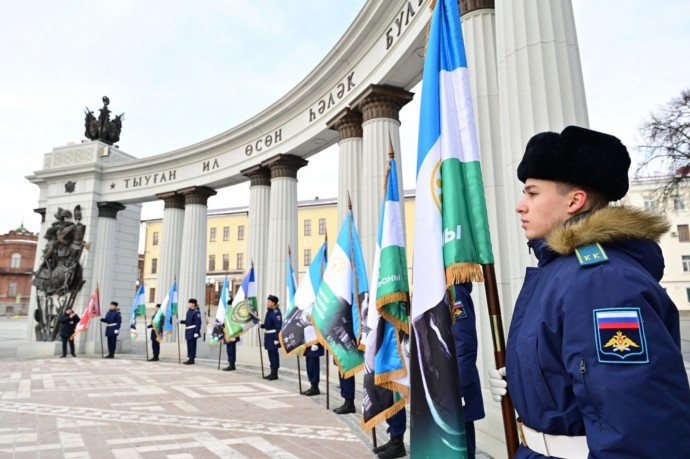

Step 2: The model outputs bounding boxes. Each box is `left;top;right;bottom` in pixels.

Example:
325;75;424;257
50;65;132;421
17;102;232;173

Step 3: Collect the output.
241;165;271;347
155;193;185;303
328;108;364;227
178;187;216;333
353;85;413;271
87;201;125;344
264;154;307;322
495;0;589;301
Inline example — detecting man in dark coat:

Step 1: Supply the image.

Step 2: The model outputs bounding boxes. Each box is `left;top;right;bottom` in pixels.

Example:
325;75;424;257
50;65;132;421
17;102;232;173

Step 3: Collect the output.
224;300;240;371
180;298;202;365
261;295;282;380
101;301;122;358
302;343;324;395
147;303;162;361
59;307;80;357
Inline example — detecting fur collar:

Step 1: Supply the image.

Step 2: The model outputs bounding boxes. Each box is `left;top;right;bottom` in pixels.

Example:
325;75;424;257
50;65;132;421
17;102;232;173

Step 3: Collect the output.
546;206;670;256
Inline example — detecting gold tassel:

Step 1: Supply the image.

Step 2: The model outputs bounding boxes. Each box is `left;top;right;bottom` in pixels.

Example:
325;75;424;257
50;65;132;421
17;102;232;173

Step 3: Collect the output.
446;262;484;286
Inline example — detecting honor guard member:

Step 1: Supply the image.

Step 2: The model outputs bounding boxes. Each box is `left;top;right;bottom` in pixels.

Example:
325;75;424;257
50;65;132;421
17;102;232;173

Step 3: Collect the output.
59;307;80;358
372;409;406;459
261;295;282;380
223;300;239;371
302;343;324;396
489;126;690;458
451;283;484;459
180;298;202;365
101;301;122;358
147;303;162;361
333;373;355;414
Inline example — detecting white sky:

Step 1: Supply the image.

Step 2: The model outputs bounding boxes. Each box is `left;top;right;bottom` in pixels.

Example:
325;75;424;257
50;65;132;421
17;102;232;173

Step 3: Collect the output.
1;0;689;236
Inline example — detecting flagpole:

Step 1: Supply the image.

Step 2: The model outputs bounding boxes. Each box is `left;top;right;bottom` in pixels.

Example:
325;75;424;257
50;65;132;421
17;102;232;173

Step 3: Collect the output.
257;327;265;378
482;264;519;457
325;350;330;410
99;320;104;358
217;340;223;370
297;355;303;394
144;308;150;361
176;312;182;364
372;427;377;449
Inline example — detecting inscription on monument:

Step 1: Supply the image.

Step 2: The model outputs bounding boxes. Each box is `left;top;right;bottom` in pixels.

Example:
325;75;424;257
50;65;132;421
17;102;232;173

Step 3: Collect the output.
124;170;177;188
244;129;283;156
385;0;425;50
308;72;356;122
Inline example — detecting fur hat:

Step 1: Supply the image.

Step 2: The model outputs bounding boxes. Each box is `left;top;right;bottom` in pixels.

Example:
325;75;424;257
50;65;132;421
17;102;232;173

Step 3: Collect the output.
517;126;631;201
188;298;198;305
267;295;279;304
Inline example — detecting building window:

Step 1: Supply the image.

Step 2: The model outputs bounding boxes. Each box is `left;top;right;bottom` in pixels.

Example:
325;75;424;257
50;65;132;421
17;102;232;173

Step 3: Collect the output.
238;225;245;241
149;288;156;303
209;255;216;271
304;219;312;236
237;253;244;270
683;255;690;272
686;288;690;303
643;195;656;212
152;231;159;246
10;253;20;268
319;218;327;235
210;227;217;242
674;195;686;211
8;282;17;297
223;226;230;241
151;258;158;274
679;224;690;242
222;254;229;271
304;249;312;266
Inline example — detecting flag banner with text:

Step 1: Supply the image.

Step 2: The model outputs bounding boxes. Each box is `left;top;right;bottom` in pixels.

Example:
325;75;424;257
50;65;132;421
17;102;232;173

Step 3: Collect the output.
71;285;101;340
211;276;230;344
128;283;146;342
312;211;367;378
280;241;328;356
224;266;259;339
152;280;177;342
362;157;410;430
411;0;495;455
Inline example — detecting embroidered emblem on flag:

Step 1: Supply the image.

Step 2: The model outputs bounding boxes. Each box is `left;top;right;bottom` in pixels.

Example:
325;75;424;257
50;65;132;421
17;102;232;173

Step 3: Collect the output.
593;308;648;364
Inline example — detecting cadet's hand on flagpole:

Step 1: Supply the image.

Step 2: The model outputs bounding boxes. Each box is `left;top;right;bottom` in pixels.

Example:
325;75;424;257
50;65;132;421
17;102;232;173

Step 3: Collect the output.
311;344;318;351
114;330;119;335
489;367;507;402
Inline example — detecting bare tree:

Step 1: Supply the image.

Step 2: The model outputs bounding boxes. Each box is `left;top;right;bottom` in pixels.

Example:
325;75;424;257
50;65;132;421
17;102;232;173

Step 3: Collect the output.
636;89;690;205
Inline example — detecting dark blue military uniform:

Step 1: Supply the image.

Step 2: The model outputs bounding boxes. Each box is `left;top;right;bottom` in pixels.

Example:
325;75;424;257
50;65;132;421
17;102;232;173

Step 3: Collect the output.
226;335;240;364
452;283;484;459
180;307;202;361
101;308;122;357
506;208;690;458
304;343;324;385
261;307;282;370
147;307;162;360
59;311;80;357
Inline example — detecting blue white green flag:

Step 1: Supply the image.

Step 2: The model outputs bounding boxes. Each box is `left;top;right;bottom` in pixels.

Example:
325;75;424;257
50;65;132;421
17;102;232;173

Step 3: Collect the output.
224;265;259;339
152;280;177;342
312;211;367;377
128;283;146;342
280;240;328;356
411;0;494;456
211;276;230;344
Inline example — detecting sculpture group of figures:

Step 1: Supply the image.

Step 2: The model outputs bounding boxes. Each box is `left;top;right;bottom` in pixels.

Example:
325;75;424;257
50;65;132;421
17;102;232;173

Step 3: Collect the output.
84;96;124;145
32;206;87;341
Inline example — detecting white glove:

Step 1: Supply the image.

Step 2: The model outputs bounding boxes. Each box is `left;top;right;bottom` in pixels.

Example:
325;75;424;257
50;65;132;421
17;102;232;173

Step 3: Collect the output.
488;367;507;402
194;333;199;338
311;344;318;351
114;330;119;335
274;340;279;345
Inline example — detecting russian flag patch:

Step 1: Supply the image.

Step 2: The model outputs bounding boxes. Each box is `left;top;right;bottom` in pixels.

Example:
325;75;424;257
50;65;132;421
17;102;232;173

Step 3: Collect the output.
593;308;648;364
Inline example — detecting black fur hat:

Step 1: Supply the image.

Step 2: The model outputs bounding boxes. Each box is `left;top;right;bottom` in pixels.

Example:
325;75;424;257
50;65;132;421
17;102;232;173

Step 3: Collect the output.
267;295;279;304
188;298;198;305
517;126;630;201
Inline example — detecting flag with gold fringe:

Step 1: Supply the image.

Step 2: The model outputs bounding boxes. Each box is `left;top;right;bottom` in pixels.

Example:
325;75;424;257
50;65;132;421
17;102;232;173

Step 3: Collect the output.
71;285;101;340
128;283;146;342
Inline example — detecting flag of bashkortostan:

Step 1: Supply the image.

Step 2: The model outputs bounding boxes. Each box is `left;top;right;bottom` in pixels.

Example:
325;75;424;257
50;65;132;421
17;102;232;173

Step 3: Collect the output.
225;266;259;339
312;211;367;378
128;283;146;341
280;241;328;356
152;280;178;342
411;0;494;456
211;276;230;344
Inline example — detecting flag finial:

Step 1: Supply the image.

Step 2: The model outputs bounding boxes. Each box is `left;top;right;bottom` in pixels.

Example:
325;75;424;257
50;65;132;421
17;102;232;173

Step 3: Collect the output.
347;191;352;210
388;133;395;160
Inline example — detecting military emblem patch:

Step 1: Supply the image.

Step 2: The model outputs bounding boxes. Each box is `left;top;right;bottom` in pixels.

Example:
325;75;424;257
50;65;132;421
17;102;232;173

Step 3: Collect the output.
575;243;609;267
593;308;648;364
452;301;467;323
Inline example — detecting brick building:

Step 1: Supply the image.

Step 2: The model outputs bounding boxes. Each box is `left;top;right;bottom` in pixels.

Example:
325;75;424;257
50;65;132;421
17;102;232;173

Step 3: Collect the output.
0;224;38;315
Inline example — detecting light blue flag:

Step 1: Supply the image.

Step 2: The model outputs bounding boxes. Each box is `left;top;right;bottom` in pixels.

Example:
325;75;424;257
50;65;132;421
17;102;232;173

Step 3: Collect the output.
128;283;146;342
152;280;178;341
211;276;230;344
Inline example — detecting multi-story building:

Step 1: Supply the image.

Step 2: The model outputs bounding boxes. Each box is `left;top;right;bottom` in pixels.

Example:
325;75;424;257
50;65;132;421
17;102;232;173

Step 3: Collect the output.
142;181;690;312
0;224;38;315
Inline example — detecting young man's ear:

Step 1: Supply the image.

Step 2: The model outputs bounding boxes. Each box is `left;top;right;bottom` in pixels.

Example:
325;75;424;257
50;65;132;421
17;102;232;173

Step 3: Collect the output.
567;189;588;214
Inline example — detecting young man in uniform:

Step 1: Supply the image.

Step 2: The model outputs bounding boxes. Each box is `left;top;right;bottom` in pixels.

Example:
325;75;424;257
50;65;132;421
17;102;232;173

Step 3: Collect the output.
224;299;239;371
489;125;690;458
101;301;122;358
147;303;162;361
261;295;282;380
180;298;202;365
59;307;79;357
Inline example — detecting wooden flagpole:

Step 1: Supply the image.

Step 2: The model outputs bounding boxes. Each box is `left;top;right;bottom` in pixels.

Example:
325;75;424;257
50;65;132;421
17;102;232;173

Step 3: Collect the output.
143;308;149;361
257;327;265;378
217;341;223;370
482;264;519;457
372;427;377;449
297;355;303;394
176;312;182;364
326;350;330;410
99;320;104;358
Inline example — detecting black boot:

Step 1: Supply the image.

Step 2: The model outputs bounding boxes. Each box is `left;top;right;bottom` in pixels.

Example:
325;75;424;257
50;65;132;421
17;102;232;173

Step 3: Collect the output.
105;354;114;359
267;368;278;380
333;399;356;414
377;436;405;459
223;362;236;371
148;356;159;361
183;358;195;365
302;383;320;396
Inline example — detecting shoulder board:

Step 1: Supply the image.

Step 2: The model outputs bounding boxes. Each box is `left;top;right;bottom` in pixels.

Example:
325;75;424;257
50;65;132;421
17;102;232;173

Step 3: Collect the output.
574;243;609;267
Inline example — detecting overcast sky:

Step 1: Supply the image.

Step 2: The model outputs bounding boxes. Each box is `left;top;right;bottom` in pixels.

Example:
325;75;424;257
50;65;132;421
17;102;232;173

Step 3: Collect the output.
1;0;689;237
